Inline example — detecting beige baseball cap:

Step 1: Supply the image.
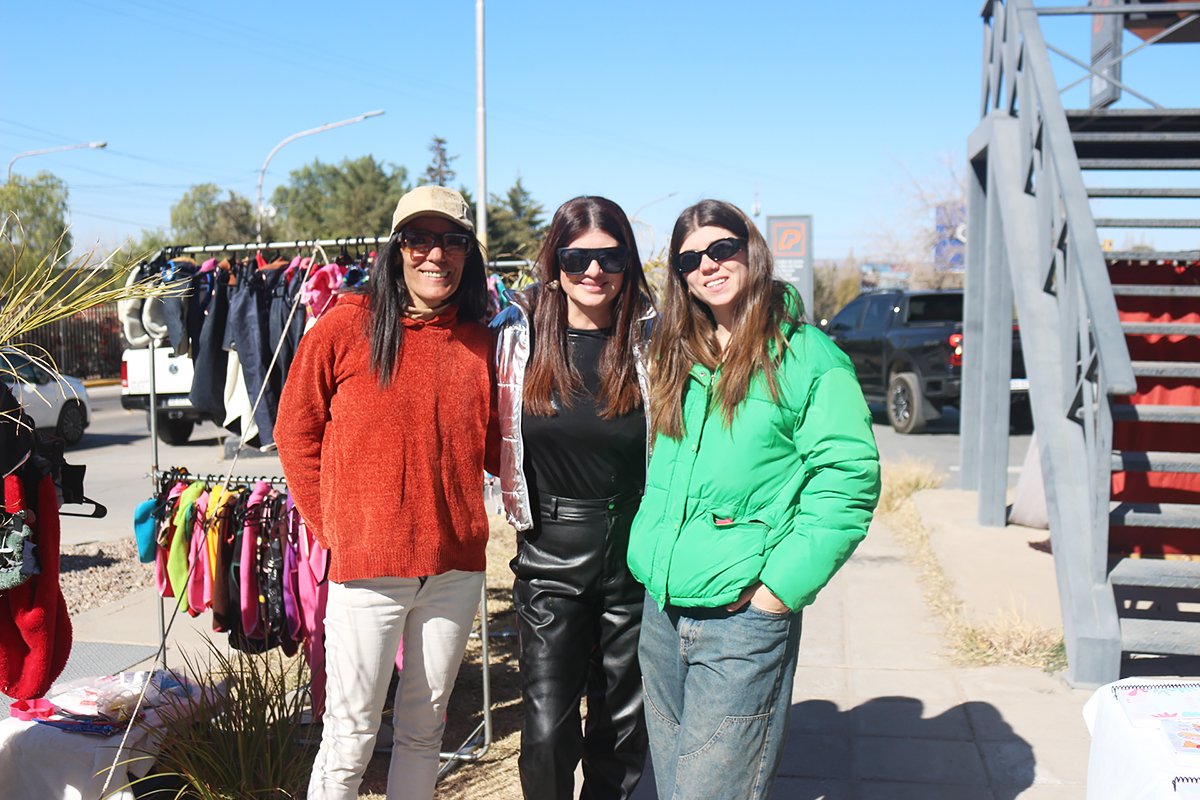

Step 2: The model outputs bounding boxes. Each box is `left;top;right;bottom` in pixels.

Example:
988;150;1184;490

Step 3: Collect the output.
389;185;475;235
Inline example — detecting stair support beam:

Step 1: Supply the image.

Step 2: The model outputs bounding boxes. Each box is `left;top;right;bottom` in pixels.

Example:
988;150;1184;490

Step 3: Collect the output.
989;113;1121;686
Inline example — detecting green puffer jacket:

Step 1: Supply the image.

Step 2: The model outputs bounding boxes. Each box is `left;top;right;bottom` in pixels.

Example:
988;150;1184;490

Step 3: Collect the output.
628;308;881;613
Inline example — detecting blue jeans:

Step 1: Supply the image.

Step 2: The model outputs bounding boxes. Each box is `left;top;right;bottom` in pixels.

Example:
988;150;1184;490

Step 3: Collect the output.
638;593;801;800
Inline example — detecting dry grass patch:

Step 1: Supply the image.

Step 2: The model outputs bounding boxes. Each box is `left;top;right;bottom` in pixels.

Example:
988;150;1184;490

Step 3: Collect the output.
880;460;1065;672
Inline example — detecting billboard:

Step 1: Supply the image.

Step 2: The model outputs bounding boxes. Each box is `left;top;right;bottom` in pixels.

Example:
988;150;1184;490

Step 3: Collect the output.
766;215;813;319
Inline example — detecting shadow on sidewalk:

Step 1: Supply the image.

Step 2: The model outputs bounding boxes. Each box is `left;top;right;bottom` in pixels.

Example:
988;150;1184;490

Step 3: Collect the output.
779;695;1034;799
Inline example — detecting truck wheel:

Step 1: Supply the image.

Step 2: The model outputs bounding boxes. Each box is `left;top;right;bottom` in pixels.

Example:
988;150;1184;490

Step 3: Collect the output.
887;372;926;434
56;401;87;445
157;417;194;446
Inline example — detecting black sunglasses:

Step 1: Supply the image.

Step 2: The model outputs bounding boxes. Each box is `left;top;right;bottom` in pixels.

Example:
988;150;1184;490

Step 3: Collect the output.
675;237;745;273
399;229;473;255
556;245;628;275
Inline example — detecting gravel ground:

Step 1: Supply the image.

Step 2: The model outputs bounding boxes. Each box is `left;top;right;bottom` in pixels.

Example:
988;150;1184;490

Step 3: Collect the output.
59;536;155;616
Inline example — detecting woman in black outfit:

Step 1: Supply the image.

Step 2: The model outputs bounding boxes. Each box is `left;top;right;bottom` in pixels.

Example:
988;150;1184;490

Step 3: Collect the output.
493;196;655;800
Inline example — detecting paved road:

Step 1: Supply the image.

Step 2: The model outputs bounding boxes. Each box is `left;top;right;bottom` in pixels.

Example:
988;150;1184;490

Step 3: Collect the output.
60;387;1033;547
60;384;281;546
869;403;1032;489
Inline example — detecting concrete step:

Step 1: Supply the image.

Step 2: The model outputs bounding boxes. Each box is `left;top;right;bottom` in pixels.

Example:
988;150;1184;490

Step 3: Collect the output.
1080;159;1200;169
1111;404;1200;424
1073;131;1200;161
1112;451;1200;473
1110;503;1200;530
1112;285;1200;298
1067;109;1200;135
1121;618;1200;657
1121;321;1200;336
1132;361;1200;379
1096;218;1200;228
1089;188;1200;198
1106;250;1200;262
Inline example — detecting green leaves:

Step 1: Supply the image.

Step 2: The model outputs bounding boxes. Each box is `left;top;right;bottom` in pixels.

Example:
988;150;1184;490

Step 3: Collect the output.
486;177;546;261
270;155;409;240
0;171;71;281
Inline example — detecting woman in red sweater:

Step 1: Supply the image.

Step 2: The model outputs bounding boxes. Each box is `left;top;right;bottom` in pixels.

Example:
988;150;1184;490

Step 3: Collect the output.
275;185;498;800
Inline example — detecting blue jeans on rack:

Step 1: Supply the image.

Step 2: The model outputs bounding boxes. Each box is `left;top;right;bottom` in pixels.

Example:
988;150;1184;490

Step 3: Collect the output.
638;593;801;800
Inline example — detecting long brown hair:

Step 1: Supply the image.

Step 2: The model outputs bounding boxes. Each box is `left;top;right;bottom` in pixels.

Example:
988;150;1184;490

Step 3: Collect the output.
524;196;653;418
649;199;802;438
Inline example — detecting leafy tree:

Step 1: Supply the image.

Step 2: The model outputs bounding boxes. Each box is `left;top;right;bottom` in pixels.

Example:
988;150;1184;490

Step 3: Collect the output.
271;156;408;239
0;171;71;280
486;178;546;261
422;136;458;187
169;183;258;245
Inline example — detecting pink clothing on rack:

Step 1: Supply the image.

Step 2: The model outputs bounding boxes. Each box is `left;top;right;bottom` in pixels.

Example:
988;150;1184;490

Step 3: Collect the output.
187;491;210;616
240;481;272;637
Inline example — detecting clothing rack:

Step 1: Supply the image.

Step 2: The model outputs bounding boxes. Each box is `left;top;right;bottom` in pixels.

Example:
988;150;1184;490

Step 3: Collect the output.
159;236;389;256
140;238;494;778
151;469;288;487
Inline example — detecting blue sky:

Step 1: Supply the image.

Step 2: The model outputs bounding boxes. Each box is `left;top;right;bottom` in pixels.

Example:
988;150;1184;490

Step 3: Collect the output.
3;1;1196;260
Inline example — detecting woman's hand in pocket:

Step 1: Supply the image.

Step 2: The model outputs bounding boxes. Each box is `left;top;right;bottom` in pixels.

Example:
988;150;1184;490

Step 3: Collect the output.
726;582;789;615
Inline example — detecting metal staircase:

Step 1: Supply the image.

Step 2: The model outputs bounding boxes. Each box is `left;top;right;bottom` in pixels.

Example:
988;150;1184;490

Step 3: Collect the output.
963;0;1200;685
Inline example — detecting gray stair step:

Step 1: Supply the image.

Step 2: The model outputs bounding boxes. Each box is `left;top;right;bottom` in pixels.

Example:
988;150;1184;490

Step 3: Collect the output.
1132;361;1200;378
1111;404;1200;423
1112;451;1200;473
1122;321;1200;336
1080;159;1200;170
1105;250;1200;261
1121;618;1200;657
1110;504;1200;531
1096;218;1200;229
1068;109;1200;135
1073;132;1200;161
1112;285;1200;298
1088;188;1200;198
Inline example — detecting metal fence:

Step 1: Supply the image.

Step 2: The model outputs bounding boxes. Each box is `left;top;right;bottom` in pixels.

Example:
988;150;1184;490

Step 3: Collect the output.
21;303;122;380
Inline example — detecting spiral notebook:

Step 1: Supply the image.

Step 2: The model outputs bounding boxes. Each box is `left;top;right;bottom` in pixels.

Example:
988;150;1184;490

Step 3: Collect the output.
1112;682;1200;729
1174;775;1200;796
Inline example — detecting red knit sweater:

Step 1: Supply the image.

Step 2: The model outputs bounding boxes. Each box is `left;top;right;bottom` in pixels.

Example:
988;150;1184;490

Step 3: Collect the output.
275;295;499;583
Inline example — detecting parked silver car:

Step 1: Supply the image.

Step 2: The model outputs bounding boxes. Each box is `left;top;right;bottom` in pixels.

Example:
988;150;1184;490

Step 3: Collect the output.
0;348;92;445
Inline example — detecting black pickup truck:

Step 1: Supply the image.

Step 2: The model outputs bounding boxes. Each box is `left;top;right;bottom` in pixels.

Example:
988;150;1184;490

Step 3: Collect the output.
823;288;1028;434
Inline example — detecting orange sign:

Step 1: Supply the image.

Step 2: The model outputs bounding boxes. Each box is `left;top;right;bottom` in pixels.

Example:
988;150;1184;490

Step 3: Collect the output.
767;216;811;259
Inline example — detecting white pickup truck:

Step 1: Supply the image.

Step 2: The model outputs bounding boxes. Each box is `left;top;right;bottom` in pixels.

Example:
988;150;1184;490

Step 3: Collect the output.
120;347;207;444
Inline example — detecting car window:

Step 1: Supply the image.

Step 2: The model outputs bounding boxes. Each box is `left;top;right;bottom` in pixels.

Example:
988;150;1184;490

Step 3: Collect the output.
829;297;867;331
860;297;897;333
0;352;39;383
907;294;963;324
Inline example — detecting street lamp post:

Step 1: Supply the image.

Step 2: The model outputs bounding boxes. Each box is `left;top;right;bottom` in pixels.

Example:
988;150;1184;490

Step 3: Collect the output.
255;110;385;241
7;141;107;181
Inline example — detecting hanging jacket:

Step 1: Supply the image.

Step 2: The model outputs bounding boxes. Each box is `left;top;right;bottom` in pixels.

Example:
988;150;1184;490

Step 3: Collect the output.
627;287;881;613
491;283;655;531
0;465;73;700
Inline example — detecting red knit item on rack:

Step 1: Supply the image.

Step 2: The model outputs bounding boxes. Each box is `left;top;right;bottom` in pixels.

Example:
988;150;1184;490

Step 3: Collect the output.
0;471;73;700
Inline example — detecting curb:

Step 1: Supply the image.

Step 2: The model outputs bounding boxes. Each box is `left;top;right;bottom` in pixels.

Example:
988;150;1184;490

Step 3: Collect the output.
83;378;121;387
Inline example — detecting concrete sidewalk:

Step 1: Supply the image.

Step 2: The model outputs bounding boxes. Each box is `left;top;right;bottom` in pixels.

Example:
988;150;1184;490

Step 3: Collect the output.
769;497;1090;799
19;485;1097;798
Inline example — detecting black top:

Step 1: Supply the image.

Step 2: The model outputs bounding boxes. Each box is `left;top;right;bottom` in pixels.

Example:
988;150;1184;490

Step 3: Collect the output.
521;327;646;500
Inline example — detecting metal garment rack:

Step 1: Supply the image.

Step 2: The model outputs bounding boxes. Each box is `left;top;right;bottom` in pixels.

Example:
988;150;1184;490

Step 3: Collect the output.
143;237;493;773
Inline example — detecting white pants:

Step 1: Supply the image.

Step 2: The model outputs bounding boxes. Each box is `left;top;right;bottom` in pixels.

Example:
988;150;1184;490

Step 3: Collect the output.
308;570;484;800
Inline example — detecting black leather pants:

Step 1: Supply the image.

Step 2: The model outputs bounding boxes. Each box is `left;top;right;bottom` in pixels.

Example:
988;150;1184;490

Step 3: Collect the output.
512;492;648;800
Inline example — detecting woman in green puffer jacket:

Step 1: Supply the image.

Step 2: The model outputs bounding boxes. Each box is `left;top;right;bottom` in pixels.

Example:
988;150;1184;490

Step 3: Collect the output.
628;199;880;800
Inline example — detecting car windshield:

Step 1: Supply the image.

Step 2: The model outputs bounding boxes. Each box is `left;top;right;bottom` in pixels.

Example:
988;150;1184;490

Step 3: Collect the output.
906;295;963;324
0;350;39;383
